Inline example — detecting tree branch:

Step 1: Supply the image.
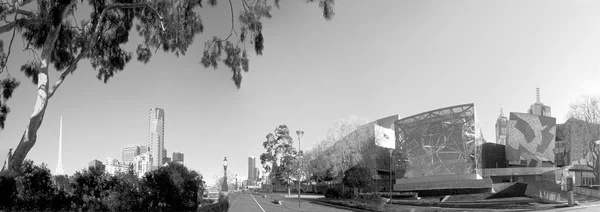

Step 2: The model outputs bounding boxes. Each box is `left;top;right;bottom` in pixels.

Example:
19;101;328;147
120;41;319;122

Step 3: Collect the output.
15;9;33;17
0;21;17;34
48;49;86;99
224;0;236;40
1;9;19;76
48;2;166;99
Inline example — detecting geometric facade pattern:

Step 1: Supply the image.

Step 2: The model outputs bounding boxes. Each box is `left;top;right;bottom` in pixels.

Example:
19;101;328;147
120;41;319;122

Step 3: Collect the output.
506;112;556;167
395;103;482;178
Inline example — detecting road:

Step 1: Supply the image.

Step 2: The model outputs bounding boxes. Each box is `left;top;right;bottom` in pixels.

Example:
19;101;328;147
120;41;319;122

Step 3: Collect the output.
228;192;350;212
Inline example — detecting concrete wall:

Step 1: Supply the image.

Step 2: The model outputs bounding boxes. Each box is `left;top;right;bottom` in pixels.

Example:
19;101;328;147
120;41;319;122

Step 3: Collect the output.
574;187;600;197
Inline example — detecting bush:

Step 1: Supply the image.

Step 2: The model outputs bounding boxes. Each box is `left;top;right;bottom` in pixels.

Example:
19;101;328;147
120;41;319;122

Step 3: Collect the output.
341;190;355;199
324;188;342;198
342;166;372;192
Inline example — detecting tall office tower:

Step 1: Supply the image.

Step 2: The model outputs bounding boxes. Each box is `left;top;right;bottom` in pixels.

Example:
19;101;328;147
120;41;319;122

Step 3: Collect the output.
173;152;184;165
528;88;551;117
495;108;508;145
55;117;65;175
122;145;141;165
248;157;256;185
148;108;165;170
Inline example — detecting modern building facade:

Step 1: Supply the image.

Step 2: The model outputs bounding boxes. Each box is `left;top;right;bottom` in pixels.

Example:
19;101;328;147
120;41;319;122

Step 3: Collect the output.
248;157;256;186
122;145;141;165
149;108;165;170
173;152;184;165
394;103;490;191
88;159;105;171
396;103;483;178
105;158;129;175
133;152;151;178
505;112;556;167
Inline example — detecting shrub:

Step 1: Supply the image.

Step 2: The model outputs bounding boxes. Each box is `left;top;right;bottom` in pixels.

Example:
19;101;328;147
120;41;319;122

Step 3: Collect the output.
324;188;342;198
342;190;355;199
342;166;372;192
356;193;381;200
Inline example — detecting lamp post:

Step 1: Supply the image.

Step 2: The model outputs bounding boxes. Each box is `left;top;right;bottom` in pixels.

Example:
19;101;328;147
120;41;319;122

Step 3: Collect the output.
296;130;304;208
236;174;238;191
222;157;228;192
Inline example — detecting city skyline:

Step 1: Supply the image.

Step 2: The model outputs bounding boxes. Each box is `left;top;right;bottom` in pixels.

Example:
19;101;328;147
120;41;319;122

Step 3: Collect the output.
2;0;600;187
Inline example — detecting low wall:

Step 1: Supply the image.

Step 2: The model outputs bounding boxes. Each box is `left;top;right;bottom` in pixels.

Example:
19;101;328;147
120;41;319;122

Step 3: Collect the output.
395;174;480;184
492;182;517;193
393;179;492;191
574;187;600;197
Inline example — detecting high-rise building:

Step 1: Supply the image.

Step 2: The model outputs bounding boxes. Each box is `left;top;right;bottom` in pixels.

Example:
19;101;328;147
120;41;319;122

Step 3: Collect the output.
122;145;141;165
528;88;551;117
495;108;508;145
105;158;129;175
133;152;151;178
248;157;256;185
149;108;165;170
55;117;65;175
88;159;105;172
173;152;184;165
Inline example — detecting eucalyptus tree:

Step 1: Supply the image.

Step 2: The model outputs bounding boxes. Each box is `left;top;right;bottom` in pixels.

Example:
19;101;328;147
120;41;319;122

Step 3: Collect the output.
0;0;335;173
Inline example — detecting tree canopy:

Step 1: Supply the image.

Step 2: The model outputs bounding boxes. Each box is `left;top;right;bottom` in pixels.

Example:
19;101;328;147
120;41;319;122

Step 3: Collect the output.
0;0;336;173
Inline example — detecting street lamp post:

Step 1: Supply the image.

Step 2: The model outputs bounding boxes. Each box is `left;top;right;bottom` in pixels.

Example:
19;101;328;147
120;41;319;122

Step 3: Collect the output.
236;174;238;191
222;157;228;192
296;130;304;208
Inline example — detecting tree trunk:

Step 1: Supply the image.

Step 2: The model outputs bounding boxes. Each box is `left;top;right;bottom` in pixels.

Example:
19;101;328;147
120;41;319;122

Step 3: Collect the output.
2;21;63;173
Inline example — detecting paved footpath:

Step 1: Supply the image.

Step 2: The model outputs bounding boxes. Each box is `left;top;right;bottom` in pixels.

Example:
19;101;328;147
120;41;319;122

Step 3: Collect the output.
228;193;350;212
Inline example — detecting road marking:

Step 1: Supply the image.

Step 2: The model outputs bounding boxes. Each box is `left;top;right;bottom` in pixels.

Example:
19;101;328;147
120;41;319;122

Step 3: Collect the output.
249;194;266;212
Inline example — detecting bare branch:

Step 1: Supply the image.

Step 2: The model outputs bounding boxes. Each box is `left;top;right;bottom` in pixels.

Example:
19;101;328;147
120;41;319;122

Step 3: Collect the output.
225;0;236;40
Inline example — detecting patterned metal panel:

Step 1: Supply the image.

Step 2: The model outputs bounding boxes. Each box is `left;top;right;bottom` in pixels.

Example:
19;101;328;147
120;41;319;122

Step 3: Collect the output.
396;103;482;178
506;112;556;167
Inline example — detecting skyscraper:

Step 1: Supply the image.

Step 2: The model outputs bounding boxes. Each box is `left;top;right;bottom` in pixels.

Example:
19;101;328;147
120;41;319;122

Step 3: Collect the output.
55;117;65;175
122;145;141;165
173;152;184;165
248;156;256;185
149;108;165;170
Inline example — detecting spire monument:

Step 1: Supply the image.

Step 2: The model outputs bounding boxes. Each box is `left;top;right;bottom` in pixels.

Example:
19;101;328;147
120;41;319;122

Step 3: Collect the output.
55;117;65;175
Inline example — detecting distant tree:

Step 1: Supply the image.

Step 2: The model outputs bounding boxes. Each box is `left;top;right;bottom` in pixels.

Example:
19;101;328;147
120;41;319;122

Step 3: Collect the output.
567;95;600;184
209;170;236;191
324;116;370;179
260;125;298;193
0;0;336;173
342;165;372;193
